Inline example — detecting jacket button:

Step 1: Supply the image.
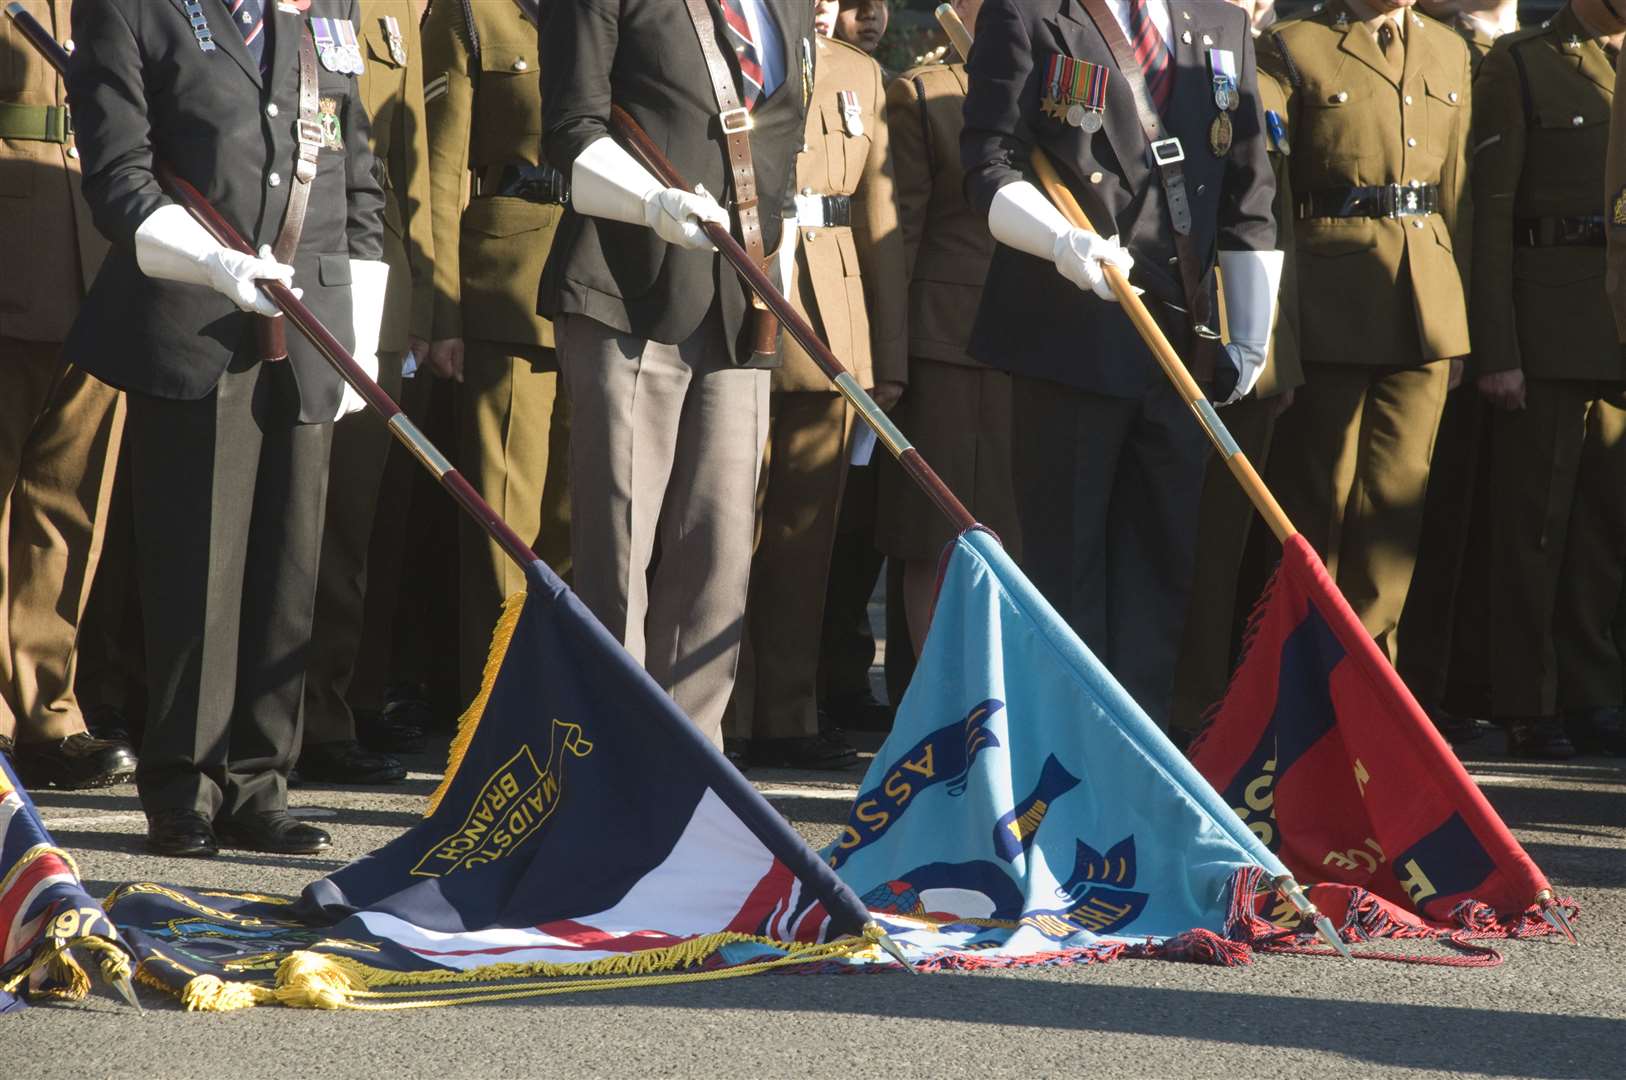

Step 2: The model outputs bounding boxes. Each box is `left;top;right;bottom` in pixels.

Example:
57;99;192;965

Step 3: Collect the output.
65;38;75;54
1448;91;1459;103
805;230;817;242
1403;94;1412;105
1406;136;1417;147
1573;115;1585;126
68;145;79;159
266;102;279;118
269;172;282;187
512;58;528;72
1335;91;1348;103
1089;171;1103;183
1412;219;1424;229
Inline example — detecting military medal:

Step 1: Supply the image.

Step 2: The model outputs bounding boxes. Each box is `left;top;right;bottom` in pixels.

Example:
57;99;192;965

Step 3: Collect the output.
183;0;216;52
838;90;864;138
336;19;366;74
312;17;341;71
1042;54;1108;131
1210;112;1233;156
383;14;407;66
801;38;815;109
1208;49;1240;112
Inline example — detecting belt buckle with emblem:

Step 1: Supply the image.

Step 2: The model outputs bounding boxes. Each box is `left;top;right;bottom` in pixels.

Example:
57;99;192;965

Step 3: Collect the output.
1042;54;1108;133
838;90;865;138
383;15;407;66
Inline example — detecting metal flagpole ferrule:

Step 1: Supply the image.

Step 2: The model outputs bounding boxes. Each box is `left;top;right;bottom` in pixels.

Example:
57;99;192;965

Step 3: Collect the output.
833;372;912;459
1273;875;1352;959
1534;889;1578;944
863;921;917;974
387;413;455;479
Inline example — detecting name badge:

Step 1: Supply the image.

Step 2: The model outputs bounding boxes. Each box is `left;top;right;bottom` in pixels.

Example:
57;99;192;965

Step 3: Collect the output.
1042;54;1108;132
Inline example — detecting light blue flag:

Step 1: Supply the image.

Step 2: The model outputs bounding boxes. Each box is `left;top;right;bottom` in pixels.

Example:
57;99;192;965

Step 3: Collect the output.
828;530;1295;967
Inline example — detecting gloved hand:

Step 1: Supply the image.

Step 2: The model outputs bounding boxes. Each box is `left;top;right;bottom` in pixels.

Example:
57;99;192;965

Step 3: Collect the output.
988;180;1133;303
134;204;298;317
336;258;389;420
1216;249;1285;405
572;136;728;252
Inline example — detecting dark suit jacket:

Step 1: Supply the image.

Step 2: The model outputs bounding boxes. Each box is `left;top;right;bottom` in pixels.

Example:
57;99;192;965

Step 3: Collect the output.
537;0;809;364
65;0;384;422
961;0;1275;397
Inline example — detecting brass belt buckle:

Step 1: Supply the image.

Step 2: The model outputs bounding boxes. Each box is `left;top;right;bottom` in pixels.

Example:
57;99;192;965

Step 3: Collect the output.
719;106;754;135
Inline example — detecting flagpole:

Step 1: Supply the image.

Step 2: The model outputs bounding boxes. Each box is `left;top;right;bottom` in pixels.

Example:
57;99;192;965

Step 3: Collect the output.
934;3;1366;957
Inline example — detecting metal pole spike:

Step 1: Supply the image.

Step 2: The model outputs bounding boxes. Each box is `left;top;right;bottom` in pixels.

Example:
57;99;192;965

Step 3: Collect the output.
111;973;144;1014
1314;915;1353;959
1541;902;1578;945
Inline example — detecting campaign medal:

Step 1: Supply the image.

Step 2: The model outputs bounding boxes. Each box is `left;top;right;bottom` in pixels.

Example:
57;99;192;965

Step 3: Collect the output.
1208;48;1240;112
838;90;865;138
383;15;407;66
801;38;815;109
183;0;216;52
1042;54;1108;131
318;97;344;151
1613;186;1626;227
1210;112;1234;156
336;19;366;74
312;17;342;71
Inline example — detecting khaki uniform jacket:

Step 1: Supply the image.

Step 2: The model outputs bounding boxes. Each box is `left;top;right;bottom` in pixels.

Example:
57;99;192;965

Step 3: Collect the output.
424;0;559;349
777;35;907;393
1602;29;1626;341
358;0;434;352
1473;6;1622;382
0;0;106;343
885;61;989;369
1253;68;1304;399
1261;2;1474;368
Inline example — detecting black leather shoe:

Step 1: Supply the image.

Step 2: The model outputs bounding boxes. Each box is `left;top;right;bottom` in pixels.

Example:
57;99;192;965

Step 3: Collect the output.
750;732;859;771
1566;707;1626;756
1506;717;1577;761
1431;709;1489;746
356;705;427;755
83;703;133;744
821;690;895;733
217;810;332;855
297;740;406;785
146;809;219;858
15;733;137;789
722;738;751;774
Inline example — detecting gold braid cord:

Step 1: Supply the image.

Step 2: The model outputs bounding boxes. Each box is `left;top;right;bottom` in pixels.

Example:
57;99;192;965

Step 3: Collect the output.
426;589;527;815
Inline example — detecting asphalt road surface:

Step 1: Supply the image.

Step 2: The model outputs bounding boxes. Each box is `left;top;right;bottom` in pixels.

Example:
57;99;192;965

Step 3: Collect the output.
6;732;1623;1080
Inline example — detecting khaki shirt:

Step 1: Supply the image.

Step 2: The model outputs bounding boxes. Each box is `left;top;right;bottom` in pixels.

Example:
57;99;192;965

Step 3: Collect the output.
0;0;106;343
777;35;907;393
1261;1;1474;368
1474;6;1621;381
885;61;991;369
423;0;560;348
359;0;434;351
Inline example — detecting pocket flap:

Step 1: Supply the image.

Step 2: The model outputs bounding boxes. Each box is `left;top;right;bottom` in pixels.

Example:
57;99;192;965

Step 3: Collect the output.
462;196;561;239
479;39;539;75
319;253;352;286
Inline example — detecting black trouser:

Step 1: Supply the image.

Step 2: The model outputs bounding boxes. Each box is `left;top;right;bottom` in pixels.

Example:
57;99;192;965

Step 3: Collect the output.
1010;375;1208;729
127;353;332;818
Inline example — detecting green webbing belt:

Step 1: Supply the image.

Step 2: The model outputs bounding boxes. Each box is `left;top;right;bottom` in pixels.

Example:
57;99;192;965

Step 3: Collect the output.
0;102;71;144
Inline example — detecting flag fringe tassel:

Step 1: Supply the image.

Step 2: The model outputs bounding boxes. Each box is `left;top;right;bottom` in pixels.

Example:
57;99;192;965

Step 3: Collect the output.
425;589;528;816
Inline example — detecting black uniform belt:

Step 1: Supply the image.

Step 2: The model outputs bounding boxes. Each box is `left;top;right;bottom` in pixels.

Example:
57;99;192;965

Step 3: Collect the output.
1298;183;1441;220
793;192;852;228
0;102;70;143
475;163;570;205
1514;215;1606;247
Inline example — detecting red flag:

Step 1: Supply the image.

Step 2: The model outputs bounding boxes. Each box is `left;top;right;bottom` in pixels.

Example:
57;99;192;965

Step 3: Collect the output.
1190;534;1560;929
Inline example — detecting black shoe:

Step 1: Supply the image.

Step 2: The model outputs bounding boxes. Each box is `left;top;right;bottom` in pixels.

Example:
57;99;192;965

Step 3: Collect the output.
146;809;219;858
297;740;406;785
1506;717;1577;761
821;690;895;733
14;733;137;789
750;732;860;771
217;810;332;854
83;703;133;744
383;682;442;734
356;703;427;755
1566;707;1626;756
1431;709;1489;747
722;737;751;773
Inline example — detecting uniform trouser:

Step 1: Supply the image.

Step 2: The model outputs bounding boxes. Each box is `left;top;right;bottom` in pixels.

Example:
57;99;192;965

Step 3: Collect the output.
1267;360;1451;664
1396;385;1487;709
1168;393;1280;735
732;391;853;741
127;355;331;818
557;311;768;748
456;341;572;706
1490;382;1626;717
302;351;404;748
0;337;124;742
818;462;887;704
1010;375;1209;729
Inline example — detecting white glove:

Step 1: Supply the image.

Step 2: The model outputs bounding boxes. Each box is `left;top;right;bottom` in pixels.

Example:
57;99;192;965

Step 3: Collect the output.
770;216;799;298
134;204;296;317
988;180;1133;302
1217;249;1285;405
570;136;728;252
336;258;388;421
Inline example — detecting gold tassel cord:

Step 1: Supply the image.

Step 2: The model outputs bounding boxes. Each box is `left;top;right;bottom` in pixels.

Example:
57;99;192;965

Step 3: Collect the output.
425;589;528;815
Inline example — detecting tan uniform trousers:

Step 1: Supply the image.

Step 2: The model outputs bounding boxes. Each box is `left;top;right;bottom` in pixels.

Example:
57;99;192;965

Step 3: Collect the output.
456;341;572;705
0;337;123;742
557;311;769;748
1267;360;1452;663
1491;383;1626;716
732;391;854;741
1169;394;1281;735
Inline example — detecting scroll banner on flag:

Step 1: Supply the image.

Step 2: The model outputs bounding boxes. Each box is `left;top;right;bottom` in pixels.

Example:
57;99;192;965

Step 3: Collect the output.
1189;534;1574;935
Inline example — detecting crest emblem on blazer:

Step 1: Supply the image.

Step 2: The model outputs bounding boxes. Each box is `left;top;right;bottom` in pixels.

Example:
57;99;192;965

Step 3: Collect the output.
383;15;408;66
1041;54;1107;132
317;97;344;150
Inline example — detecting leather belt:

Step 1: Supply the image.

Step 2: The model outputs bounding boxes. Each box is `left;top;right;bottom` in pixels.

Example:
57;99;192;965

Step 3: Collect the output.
258;26;322;363
1514;214;1605;247
475;163;570;204
1077;0;1219;384
681;0;780;363
1298;183;1440;220
794;192;851;228
0;101;70;143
